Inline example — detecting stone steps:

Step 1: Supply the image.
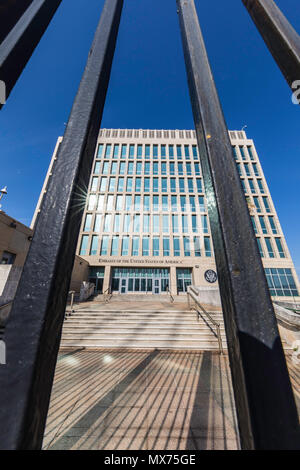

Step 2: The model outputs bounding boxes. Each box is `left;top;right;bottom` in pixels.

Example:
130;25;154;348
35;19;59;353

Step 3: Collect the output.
60;307;227;351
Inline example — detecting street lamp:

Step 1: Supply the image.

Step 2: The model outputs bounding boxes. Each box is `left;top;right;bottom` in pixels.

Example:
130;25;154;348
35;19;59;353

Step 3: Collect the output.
0;186;7;209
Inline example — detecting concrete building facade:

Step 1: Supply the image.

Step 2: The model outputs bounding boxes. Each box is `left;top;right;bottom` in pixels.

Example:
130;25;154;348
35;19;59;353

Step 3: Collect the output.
32;128;300;301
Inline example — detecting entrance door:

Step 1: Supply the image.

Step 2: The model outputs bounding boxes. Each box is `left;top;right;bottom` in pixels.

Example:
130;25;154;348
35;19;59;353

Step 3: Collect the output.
120;278;127;294
153;278;161;294
96;278;104;294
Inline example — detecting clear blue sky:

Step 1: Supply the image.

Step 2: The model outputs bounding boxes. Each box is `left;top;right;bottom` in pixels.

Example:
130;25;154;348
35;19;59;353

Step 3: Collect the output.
0;0;299;277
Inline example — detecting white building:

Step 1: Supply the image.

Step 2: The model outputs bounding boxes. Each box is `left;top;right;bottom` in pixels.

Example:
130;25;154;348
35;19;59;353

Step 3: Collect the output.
32;128;300;301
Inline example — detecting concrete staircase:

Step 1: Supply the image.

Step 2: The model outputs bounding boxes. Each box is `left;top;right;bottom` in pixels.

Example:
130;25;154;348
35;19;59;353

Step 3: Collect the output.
60;306;227;351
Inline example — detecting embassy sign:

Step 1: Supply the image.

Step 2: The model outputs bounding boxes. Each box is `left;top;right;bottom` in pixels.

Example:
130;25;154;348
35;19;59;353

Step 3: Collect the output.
204;269;218;283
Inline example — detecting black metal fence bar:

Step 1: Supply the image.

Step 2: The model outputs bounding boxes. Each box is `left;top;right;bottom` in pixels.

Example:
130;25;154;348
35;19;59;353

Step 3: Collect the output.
242;0;300;90
0;0;62;107
177;0;300;450
0;0;124;450
0;0;33;44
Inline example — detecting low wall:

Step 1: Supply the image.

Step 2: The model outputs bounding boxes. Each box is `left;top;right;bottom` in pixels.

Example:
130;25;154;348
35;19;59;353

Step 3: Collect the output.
192;286;221;307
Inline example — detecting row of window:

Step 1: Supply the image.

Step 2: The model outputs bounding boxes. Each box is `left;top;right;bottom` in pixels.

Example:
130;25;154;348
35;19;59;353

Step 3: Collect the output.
97;143;199;160
87;194;207;213
80;235;213;258
236;162;260;178
256;237;286;258
265;268;298;297
251;215;278;235
233;146;256;162
241;178;265;195
247;195;272;214
89;176;204;195
83;213;210;235
93;160;202;177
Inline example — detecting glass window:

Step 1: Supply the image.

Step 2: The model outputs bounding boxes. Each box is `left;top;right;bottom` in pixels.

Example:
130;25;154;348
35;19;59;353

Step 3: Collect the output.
116;195;123;211
97;194;105;211
135;177;141;192
194;163;200;175
253;197;261;213
109;177;116;192
257;179;265;194
125;195;132;210
88;194;97;210
104;214;112;232
263;197;271;213
144;195;150;211
89;235;98;255
107;195;114;210
172;215;179;233
118;177;124;192
129;144;135;158
126;177;133;192
182;215;188;233
133;214;140;232
169;145;174;158
192;145;198;159
247;146;255;161
251;216;257;234
127;162;133;175
162;178;168;192
153;195;159;212
241;180;247;193
244;163;250;176
248;179;256;194
153;145;158;158
113;144;119;158
121;236;129;256
121;144;127;158
153;178;159;192
111;236;119;256
265;268;299;297
201;215;209;234
252;163;259;176
104;144;111;158
192;215;197;233
163;215;169;233
259;216;267;234
143;215;150;233
198;196;205;212
233;147;239;160
257;238;264;257
173;237;180;257
144;178;150;192
179;178;185;193
132;236;139;256
137;144;143;158
184;145;190;158
80;235;89;255
153;237;160;256
239;146;246;160
94;214;102;232
97;144;104;158
237;163;242;176
178;163;183;175
100;177;107;192
161;162;167;175
84;214;92;232
275;238;285;258
188;179;194;193
194;237;201;257
186;163;192;175
102;161;109;175
134;196;141;212
111;162;118;175
91;177;98;191
101;236;109;255
170;178;176;193
123;214;131;232
153;215;159;232
189;196;196;212
153;162;159;175
142;237;150;256
268;216;277;234
176;145;182;158
180;196;186;212
114;214;120;232
184;237;191;256
171;196;177;212
196;179;203;193
144;162;150;175
204;237;212;257
162;195;168;211
265;238;275;258
145;144;150;158
161;145;166;158
163;237;170;256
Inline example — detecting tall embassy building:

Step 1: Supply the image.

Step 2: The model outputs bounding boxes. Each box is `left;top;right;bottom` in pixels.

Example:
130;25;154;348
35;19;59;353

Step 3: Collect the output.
32;128;300;300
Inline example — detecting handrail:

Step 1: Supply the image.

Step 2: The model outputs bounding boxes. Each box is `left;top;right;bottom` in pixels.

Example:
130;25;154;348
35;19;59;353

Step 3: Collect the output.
166;286;174;303
187;288;223;354
103;287;113;304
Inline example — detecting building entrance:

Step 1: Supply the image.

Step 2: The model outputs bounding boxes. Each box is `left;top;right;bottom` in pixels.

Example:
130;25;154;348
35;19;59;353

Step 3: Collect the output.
176;268;193;293
111;268;169;294
89;267;105;294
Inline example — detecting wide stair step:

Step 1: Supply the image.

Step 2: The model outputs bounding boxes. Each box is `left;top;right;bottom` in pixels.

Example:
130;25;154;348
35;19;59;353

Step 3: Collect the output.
60;306;227;351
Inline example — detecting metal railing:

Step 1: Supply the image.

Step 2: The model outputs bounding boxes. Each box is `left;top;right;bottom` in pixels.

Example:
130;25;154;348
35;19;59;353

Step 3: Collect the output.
103;288;113;304
166;286;174;303
65;291;76;318
187;287;223;355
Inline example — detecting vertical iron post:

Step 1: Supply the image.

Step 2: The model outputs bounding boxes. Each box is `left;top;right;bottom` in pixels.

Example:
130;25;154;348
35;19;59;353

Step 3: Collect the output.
177;0;299;450
242;0;300;90
0;0;124;450
0;0;62;107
